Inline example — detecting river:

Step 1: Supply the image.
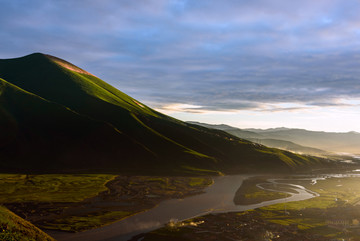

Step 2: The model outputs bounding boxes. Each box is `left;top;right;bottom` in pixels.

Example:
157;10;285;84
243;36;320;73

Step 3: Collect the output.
50;174;319;241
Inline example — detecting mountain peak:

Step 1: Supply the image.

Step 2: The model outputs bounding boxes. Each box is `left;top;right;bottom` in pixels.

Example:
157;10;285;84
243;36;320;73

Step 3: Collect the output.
45;54;95;76
0;54;331;174
1;53;94;77
0;52;46;61
29;52;46;56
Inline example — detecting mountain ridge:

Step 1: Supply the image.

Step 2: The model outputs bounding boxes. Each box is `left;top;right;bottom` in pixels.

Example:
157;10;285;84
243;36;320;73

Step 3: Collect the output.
189;121;360;155
0;53;334;174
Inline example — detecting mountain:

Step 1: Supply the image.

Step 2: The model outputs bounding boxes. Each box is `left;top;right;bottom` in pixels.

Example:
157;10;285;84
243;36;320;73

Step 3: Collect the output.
246;127;292;132
248;139;329;156
245;128;360;154
0;53;331;174
188;122;263;139
188;122;330;156
0;77;153;172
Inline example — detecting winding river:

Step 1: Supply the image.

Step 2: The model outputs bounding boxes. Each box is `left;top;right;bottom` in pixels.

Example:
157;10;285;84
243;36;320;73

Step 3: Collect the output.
50;174;320;241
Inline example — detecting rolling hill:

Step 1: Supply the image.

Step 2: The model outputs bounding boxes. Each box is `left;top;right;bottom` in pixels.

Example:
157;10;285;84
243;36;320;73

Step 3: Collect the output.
248;138;329;156
246;128;360;154
0;53;332;174
189;122;330;156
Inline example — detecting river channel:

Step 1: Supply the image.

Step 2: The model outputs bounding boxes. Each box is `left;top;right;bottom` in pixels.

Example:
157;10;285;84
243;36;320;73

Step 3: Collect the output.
50;174;320;241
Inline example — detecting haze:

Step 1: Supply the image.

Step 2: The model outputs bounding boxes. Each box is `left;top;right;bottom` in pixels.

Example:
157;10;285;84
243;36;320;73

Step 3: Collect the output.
1;0;360;132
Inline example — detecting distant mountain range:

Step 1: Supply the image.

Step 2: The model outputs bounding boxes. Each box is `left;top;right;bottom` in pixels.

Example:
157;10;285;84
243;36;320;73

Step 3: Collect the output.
189;122;360;155
0;53;333;174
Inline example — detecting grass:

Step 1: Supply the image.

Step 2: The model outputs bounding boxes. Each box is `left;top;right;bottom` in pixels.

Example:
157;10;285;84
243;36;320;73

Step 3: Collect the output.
130;112;213;160
0;174;116;203
40;211;133;232
0;206;54;241
1;53;332;175
140;176;360;240
259;149;298;167
233;177;289;205
139;176;212;189
188;177;213;187
0;174;214;232
243;190;288;202
258;178;358;212
144;228;193;241
254;206;341;238
180;166;223;176
268;176;360;210
252;176;360;239
0;173;122;234
0;76;157;173
268;218;324;230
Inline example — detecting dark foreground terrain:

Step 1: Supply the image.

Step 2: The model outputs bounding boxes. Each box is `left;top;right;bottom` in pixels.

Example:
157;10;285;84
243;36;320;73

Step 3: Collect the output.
136;207;360;241
0;174;212;232
136;175;360;241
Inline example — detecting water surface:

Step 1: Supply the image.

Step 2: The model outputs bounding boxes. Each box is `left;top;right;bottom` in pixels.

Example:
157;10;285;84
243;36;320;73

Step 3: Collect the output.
51;175;317;241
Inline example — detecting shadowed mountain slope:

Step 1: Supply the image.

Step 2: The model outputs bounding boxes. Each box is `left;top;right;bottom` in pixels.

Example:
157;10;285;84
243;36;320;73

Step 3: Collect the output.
0;77;155;172
0;53;331;174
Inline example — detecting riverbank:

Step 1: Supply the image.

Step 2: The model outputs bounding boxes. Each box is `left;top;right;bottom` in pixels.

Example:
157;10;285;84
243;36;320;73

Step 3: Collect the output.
0;174;212;232
233;176;290;205
48;175;247;241
138;174;360;241
137;204;360;241
135;210;331;241
50;174;322;241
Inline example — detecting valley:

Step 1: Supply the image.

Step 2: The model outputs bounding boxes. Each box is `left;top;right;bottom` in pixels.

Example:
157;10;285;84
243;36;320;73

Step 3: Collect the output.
135;172;360;241
0;174;212;233
9;172;357;241
4;1;360;240
1;53;359;241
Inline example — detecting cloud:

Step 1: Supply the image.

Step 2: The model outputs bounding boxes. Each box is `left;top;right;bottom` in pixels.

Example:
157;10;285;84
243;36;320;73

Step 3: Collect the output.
1;0;360;113
157;103;205;113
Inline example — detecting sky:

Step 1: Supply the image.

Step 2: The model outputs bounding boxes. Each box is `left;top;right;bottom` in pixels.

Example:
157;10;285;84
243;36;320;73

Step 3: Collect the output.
1;0;360;132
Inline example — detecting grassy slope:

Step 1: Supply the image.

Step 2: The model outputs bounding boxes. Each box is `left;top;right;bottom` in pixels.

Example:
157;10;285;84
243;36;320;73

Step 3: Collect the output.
0;206;54;241
0;53;330;174
0;54;218;174
0;77;157;172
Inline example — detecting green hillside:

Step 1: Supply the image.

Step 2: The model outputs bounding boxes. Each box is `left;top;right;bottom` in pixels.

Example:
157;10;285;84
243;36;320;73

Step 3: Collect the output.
0;53;331;174
0;205;54;241
0;77;155;172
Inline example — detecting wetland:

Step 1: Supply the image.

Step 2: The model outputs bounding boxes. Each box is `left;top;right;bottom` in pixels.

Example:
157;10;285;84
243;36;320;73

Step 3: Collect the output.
3;172;360;241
